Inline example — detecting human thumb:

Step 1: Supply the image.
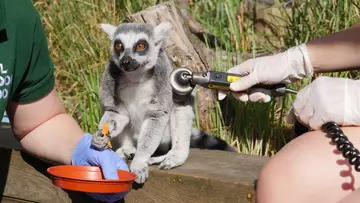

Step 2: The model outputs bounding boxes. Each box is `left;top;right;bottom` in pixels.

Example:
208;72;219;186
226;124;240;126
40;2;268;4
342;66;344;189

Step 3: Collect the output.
229;73;258;93
227;59;258;92
99;155;119;180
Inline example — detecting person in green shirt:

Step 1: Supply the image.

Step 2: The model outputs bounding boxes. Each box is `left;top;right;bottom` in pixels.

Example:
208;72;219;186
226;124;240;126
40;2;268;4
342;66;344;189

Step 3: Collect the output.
0;0;129;202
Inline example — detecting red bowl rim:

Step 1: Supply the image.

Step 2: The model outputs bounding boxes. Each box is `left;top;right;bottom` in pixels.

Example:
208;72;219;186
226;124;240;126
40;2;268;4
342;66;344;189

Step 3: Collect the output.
47;165;137;183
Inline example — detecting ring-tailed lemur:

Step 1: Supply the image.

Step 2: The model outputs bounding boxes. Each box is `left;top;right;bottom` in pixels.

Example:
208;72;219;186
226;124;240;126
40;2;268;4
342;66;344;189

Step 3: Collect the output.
95;22;236;184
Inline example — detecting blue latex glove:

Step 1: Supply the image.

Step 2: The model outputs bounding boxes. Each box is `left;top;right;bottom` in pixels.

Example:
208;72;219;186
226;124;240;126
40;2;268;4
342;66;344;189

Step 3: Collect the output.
71;133;130;202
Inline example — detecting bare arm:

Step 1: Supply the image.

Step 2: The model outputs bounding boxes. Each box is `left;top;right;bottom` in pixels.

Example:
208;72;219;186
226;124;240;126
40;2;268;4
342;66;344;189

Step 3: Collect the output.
307;24;360;73
6;88;84;165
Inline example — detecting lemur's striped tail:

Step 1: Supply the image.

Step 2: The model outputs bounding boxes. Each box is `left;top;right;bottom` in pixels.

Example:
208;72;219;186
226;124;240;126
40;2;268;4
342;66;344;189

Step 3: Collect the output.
190;128;237;152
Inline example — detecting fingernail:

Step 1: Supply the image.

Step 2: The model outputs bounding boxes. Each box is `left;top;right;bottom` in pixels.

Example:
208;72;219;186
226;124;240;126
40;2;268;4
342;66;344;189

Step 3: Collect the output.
239;94;249;102
218;92;227;100
263;96;271;103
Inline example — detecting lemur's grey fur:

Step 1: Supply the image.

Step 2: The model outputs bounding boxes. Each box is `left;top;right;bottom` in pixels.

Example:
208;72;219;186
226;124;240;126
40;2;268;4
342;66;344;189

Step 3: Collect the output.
96;22;236;184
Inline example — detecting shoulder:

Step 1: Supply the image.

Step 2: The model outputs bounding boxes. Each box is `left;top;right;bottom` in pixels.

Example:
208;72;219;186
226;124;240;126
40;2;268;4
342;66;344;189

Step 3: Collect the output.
3;0;39;22
4;0;41;34
3;0;55;104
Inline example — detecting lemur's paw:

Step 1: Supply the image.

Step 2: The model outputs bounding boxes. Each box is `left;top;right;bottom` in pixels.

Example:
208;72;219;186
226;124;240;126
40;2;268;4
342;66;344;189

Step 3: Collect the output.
100;119;118;138
159;150;188;170
148;155;166;165
115;146;136;160
130;159;149;184
99;111;126;138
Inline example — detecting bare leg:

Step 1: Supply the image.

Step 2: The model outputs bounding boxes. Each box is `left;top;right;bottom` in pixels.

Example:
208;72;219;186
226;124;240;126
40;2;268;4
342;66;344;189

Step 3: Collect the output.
256;127;360;203
338;188;360;203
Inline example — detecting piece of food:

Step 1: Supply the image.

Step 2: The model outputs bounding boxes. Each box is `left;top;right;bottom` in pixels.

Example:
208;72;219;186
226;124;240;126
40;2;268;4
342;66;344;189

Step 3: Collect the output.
102;123;109;136
101;123;112;149
107;140;112;149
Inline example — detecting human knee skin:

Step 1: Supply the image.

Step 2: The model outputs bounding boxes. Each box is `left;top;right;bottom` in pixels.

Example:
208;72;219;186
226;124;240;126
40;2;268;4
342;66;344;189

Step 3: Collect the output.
256;127;360;203
337;188;360;203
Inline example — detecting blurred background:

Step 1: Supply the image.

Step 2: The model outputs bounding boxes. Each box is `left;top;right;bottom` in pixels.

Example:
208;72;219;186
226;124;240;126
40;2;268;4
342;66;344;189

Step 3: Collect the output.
31;0;360;157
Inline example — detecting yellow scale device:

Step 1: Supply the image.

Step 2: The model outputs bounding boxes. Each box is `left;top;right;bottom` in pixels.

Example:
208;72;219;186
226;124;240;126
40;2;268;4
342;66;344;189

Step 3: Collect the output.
169;67;297;98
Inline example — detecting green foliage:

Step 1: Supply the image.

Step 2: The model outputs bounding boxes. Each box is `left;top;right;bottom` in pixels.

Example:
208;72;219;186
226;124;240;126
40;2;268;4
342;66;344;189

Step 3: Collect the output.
34;0;360;156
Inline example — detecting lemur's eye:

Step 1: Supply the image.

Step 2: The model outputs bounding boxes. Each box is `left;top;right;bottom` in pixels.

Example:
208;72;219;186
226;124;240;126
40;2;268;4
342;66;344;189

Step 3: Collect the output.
136;43;146;51
114;42;122;51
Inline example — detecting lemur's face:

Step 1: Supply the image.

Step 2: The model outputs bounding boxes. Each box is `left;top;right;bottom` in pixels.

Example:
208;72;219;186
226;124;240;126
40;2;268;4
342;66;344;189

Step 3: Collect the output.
100;22;171;73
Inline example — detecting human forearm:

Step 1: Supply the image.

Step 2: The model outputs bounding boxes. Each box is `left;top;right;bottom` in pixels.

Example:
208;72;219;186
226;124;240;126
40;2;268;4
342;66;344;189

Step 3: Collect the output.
7;89;84;165
306;25;360;73
19;113;84;165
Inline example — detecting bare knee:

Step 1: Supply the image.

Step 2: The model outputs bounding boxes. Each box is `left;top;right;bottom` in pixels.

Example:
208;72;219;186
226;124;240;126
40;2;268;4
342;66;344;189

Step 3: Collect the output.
256;127;360;203
255;147;304;203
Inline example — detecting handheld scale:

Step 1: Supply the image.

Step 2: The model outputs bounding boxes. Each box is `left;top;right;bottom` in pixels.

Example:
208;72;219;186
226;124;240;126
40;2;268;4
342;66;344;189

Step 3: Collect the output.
169;67;297;97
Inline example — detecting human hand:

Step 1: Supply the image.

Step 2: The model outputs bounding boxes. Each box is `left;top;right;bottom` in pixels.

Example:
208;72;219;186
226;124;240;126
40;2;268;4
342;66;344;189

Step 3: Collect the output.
218;44;314;102
72;133;130;203
286;76;360;130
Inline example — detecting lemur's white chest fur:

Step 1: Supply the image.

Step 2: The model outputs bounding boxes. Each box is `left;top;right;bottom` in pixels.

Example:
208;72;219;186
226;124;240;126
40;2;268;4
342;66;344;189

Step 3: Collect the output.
118;77;155;134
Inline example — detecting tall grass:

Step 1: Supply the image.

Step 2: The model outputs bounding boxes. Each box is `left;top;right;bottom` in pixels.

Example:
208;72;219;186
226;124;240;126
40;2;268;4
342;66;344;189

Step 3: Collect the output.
34;0;360;156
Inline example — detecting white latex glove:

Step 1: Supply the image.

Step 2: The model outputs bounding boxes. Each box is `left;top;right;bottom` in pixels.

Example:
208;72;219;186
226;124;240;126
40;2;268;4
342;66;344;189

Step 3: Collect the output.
218;43;314;102
286;76;360;130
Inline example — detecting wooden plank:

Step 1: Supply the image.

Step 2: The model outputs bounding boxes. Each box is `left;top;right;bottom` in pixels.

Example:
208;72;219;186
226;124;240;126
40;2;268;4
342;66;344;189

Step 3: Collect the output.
0;148;73;203
125;149;268;203
2;196;35;203
0;147;268;203
0;148;114;203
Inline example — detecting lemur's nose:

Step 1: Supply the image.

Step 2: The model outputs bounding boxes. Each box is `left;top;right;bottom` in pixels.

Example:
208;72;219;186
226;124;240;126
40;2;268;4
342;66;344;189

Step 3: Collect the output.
120;56;132;66
121;59;130;66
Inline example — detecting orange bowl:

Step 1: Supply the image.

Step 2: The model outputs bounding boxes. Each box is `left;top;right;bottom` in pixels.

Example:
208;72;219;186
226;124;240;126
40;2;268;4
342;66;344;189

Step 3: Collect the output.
47;165;137;193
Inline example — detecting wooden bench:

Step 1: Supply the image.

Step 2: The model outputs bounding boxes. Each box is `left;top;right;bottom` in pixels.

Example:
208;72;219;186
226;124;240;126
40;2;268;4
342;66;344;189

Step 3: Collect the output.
0;122;269;203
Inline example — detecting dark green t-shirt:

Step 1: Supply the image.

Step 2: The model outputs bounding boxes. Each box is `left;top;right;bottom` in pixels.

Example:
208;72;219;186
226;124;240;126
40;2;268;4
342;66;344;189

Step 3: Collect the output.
0;0;55;121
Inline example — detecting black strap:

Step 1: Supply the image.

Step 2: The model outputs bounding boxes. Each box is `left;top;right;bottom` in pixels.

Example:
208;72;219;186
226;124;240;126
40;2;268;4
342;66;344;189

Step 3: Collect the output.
0;29;7;44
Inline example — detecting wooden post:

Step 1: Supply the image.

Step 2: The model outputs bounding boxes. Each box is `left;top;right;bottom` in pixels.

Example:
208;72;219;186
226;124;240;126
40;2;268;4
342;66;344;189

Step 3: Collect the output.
239;0;300;50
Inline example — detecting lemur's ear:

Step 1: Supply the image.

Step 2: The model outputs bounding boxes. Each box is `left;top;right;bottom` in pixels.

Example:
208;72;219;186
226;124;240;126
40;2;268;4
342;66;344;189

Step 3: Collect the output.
100;23;117;40
152;22;172;46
